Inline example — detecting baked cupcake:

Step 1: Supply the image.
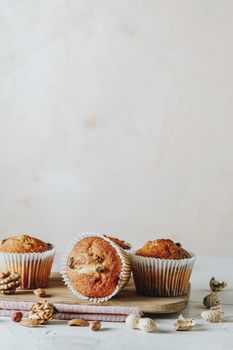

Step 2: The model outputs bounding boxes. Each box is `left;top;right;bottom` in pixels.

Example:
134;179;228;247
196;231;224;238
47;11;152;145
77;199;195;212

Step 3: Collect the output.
130;239;195;297
0;234;55;289
104;235;131;251
61;233;131;302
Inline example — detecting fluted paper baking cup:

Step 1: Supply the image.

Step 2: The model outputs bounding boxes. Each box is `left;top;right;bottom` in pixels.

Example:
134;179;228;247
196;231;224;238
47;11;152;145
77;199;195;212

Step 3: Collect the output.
130;252;195;296
0;248;55;289
61;232;131;303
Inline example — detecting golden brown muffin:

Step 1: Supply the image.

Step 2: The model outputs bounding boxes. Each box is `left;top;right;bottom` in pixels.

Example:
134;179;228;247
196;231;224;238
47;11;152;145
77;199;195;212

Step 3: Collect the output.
131;238;194;296
0;235;53;254
0;234;55;289
135;239;191;259
67;237;123;298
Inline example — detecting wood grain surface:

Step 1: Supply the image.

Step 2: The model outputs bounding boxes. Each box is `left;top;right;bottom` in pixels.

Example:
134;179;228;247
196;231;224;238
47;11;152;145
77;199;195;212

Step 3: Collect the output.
0;273;190;314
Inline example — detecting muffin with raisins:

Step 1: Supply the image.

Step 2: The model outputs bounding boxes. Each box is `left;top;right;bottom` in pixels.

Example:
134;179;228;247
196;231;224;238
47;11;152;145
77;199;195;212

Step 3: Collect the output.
0;234;55;289
130;238;195;296
61;233;131;302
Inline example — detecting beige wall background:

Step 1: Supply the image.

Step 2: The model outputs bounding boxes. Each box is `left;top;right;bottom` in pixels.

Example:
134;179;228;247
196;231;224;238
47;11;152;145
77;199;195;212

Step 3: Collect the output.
0;1;233;257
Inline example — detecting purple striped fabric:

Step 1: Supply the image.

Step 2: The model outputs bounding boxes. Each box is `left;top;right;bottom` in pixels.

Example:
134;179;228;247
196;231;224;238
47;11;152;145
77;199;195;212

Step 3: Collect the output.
0;301;142;322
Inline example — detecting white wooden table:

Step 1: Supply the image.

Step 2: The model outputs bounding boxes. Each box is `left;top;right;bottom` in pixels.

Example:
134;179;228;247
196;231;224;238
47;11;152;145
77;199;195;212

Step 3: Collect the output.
0;256;233;350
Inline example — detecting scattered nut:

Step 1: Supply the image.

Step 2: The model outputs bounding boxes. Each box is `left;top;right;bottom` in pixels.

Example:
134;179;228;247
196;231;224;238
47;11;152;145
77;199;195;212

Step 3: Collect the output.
138;318;157;332
209;277;227;292
125;314;140;329
203;292;220;308
90;320;101;331
125;314;157;333
20;319;40;327
28;300;57;324
0;272;21;294
201;306;224;323
11;311;23;323
68;319;90;327
33;288;46;298
174;315;196;331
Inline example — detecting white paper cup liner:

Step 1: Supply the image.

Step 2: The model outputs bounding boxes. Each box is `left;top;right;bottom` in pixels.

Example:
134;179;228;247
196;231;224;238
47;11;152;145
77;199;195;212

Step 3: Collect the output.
0;248;55;289
61;232;131;303
130;252;195;296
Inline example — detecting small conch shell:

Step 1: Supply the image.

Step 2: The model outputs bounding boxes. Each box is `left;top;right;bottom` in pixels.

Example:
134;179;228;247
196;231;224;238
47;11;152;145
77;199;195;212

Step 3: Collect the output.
174;314;196;331
201;306;224;323
209;277;227;292
203;292;220;308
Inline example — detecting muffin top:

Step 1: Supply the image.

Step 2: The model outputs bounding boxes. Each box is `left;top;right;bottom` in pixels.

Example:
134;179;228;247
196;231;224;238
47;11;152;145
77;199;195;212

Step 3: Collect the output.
105;235;131;250
0;235;53;253
135;239;191;259
67;236;123;298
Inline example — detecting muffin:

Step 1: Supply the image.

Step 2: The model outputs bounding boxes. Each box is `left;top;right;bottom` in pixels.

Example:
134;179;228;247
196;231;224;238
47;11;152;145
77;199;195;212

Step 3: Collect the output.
135;239;191;259
0;234;55;289
130;238;195;297
61;233;131;302
104;235;131;251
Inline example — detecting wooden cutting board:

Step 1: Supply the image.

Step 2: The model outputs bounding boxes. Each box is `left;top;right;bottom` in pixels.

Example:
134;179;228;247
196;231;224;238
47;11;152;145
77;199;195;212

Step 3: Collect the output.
0;273;190;314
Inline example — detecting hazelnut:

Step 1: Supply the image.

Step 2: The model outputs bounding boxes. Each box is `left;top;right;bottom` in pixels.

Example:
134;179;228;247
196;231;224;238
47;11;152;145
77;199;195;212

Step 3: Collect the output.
11;311;23;322
33;288;46;297
90;320;101;331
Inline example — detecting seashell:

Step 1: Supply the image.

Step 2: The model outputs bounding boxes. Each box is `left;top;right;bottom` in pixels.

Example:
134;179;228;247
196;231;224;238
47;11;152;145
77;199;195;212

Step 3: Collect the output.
203;292;220;308
201;306;224;323
209;277;227;292
174;314;196;331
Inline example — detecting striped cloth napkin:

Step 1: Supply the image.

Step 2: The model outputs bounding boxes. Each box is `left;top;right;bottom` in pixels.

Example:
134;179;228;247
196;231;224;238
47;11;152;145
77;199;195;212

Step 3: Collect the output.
0;301;142;322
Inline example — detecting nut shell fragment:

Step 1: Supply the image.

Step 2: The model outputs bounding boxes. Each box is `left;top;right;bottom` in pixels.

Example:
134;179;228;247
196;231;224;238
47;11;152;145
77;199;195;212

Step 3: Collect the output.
138;318;156;332
125;315;156;333
174;314;196;331
0;272;21;295
125;314;140;329
203;292;220;308
201;306;224;323
209;277;227;292
68;319;90;327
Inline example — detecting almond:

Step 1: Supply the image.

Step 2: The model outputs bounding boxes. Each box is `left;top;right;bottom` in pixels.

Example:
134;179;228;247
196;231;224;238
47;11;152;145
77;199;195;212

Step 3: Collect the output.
20;319;40;327
68;319;89;327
